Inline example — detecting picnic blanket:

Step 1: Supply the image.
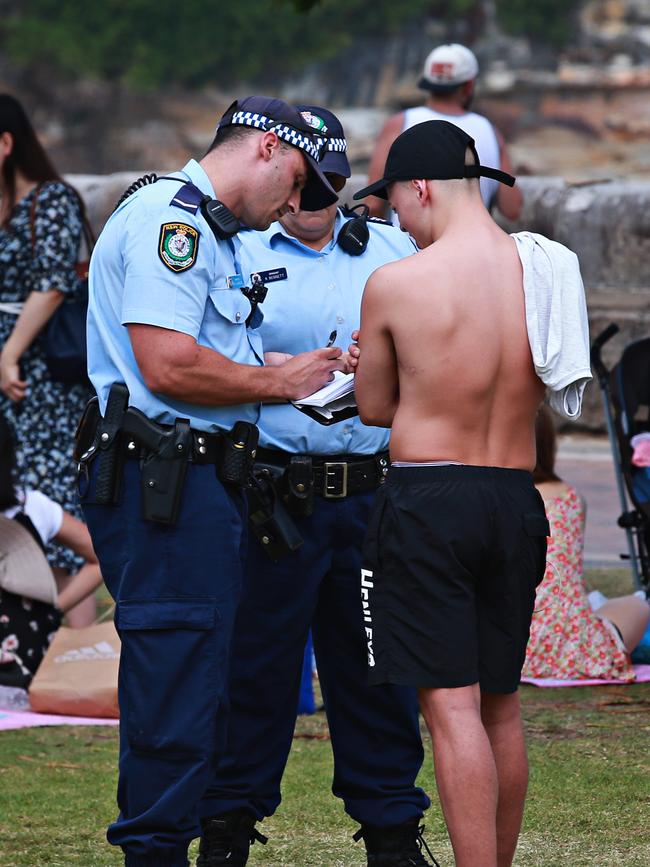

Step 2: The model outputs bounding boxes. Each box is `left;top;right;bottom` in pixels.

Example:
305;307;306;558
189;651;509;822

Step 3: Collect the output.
521;663;650;688
0;686;119;730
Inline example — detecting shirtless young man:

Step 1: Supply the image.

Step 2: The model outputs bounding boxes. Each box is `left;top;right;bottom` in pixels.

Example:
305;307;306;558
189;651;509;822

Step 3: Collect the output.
351;120;550;867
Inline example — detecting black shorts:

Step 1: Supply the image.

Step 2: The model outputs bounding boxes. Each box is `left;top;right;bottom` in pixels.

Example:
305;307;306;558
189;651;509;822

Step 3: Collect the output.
361;465;549;694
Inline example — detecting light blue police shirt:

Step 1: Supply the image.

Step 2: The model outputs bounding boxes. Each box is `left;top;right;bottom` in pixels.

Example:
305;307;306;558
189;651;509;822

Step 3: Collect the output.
87;159;263;432
238;210;417;454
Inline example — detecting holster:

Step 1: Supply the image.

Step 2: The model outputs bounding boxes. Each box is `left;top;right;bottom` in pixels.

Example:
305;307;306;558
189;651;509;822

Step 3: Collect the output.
284;455;314;518
95;383;129;505
122;408;192;525
74;396;100;462
218;421;259;488
248;467;304;561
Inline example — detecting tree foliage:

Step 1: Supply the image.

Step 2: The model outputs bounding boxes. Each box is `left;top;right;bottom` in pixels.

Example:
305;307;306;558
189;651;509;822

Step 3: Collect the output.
496;0;583;46
1;0;582;90
2;0;434;89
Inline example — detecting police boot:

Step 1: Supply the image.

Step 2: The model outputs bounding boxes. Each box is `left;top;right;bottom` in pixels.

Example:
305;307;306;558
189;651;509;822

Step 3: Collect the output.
196;809;268;867
353;819;441;867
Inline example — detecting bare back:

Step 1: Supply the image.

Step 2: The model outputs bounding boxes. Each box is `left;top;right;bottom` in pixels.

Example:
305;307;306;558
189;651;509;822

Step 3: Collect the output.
379;223;544;468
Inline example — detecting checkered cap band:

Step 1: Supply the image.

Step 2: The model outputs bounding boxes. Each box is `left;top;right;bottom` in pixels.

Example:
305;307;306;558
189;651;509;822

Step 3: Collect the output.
321;136;347;153
231;110;322;161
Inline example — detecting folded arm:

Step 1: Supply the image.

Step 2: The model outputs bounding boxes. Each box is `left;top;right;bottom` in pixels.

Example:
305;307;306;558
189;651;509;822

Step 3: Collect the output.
354;270;399;427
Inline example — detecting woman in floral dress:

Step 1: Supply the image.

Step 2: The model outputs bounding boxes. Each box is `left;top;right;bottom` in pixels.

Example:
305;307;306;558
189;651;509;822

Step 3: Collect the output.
0;94;92;575
523;406;649;680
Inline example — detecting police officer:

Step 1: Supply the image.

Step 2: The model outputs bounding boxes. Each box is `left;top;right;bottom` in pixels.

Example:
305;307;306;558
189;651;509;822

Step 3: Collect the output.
79;96;346;867
196;107;436;867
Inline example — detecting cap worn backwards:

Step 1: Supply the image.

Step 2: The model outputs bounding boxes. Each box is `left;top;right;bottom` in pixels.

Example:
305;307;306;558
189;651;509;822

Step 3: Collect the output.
418;43;479;91
353;120;516;201
217;95;338;211
294;104;351;180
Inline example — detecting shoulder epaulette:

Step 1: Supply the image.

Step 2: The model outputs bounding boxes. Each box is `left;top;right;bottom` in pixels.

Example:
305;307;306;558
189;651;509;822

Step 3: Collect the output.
367;216;392;227
169;181;204;215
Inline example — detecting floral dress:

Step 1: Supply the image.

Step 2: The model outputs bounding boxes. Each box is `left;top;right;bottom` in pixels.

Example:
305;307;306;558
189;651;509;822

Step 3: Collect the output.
0;182;92;572
523;485;634;681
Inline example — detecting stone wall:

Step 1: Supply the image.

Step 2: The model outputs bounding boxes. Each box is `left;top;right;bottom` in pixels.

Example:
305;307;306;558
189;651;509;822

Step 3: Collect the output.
71;172;650;432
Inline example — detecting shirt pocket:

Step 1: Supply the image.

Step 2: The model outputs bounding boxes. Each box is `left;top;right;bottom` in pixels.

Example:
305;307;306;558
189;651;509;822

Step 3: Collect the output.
208;287;251;326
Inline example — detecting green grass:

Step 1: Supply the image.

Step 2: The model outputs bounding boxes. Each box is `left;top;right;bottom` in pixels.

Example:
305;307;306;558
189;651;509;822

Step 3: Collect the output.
1;570;648;867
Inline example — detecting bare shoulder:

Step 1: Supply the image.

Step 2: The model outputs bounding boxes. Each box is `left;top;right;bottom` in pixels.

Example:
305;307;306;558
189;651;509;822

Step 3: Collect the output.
365;254;412;296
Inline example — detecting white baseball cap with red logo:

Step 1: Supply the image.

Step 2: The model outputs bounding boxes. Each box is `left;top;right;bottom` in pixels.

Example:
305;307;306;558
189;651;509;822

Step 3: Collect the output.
418;43;479;91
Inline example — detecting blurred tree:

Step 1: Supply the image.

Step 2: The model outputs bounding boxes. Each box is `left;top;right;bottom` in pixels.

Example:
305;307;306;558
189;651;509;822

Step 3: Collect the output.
496;0;583;46
3;0;437;89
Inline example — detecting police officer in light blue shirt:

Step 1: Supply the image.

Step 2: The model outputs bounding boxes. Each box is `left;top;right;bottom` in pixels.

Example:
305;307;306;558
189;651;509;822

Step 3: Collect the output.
199;107;436;867
78;96;346;867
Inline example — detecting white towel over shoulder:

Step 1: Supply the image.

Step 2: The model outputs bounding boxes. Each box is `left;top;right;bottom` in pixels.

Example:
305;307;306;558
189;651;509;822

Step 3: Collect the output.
512;231;592;419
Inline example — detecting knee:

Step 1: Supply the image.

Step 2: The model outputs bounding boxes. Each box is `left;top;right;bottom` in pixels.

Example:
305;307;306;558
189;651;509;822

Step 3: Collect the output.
418;684;481;732
480;691;521;728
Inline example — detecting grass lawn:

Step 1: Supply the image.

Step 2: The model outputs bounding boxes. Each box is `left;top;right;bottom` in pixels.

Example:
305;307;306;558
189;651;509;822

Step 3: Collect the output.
1;570;648;867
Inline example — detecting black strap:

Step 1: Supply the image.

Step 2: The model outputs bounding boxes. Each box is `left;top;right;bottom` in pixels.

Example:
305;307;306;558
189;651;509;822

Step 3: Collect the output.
13;511;46;554
465;164;516;187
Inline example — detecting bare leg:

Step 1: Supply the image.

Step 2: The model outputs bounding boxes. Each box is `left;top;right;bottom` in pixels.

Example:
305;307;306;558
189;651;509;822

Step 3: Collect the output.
597;595;650;652
480;691;528;867
419;683;498;867
53;566;98;628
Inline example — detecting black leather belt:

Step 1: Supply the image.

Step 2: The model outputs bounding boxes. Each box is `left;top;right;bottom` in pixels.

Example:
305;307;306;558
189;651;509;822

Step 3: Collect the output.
121;427;224;465
256;447;389;498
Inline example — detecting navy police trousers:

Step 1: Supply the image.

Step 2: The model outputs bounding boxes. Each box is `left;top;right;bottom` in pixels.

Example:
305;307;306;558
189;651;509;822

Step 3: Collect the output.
81;459;246;867
200;490;430;828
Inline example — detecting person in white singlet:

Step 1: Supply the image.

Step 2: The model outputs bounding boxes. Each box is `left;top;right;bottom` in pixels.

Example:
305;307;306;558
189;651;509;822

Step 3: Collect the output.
366;43;522;221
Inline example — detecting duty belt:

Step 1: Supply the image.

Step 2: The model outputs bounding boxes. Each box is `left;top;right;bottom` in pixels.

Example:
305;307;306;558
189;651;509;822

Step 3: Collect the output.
75;385;259;525
255;447;389;499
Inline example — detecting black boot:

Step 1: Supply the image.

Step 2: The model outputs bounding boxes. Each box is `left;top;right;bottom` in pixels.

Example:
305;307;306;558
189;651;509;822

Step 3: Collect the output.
353;819;441;867
196;809;268;867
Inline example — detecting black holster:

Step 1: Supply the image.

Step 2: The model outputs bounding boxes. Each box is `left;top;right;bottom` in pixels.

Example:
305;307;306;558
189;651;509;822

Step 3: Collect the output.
218;420;259;488
135;417;192;525
284;455;314;518
248;468;304;561
95;383;129;505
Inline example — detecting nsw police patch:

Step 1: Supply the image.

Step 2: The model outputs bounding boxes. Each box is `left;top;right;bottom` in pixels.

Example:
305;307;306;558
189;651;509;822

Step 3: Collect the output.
158;223;199;272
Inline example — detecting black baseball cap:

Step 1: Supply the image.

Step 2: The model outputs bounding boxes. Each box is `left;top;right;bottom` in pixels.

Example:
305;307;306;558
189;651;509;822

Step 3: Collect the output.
354;120;515;201
218;96;338;211
294;105;351;181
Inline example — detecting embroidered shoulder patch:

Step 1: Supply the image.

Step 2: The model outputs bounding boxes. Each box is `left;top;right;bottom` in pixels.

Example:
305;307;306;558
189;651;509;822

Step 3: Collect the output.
158;223;199;272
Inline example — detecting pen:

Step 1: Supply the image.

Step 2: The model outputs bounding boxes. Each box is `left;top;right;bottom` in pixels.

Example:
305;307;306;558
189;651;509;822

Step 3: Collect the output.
326;329;337;347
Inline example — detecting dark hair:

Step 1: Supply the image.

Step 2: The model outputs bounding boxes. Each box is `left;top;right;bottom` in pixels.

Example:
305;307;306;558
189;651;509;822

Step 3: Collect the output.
204;123;294;157
204;124;258;156
0;413;19;510
0;94;63;224
533;404;561;484
424;83;464;98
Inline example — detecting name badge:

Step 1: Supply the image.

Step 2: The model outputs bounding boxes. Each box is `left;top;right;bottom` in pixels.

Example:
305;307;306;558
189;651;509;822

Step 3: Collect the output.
250;267;288;284
227;274;245;289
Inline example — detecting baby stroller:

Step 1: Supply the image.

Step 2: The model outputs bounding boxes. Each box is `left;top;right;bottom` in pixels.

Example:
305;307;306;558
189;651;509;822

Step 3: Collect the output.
591;324;650;594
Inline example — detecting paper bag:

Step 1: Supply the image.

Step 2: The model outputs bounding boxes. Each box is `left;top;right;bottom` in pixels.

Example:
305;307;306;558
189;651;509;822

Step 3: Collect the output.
29;621;120;718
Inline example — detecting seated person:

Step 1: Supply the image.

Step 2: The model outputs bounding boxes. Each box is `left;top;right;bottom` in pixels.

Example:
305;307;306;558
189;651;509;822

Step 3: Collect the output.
523;405;650;681
0;413;102;688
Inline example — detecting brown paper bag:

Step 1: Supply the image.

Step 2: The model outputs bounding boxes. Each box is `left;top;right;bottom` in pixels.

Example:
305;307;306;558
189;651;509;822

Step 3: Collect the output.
29;620;120;718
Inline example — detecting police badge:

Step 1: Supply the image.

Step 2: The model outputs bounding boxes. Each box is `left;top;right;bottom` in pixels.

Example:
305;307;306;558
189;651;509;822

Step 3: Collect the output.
158;223;199;272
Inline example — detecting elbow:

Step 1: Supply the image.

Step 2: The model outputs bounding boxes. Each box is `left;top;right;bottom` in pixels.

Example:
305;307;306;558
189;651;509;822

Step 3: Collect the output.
357;399;395;428
138;346;197;397
498;192;524;222
359;410;394;428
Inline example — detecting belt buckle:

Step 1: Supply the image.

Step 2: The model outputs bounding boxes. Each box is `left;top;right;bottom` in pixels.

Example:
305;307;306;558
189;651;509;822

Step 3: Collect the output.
324;461;348;498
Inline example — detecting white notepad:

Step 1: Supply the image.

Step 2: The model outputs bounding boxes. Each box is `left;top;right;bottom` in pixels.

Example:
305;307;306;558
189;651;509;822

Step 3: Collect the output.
291;372;358;424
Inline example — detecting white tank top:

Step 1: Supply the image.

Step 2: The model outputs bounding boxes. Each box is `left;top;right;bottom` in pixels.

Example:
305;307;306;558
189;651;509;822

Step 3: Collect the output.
402;106;501;208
